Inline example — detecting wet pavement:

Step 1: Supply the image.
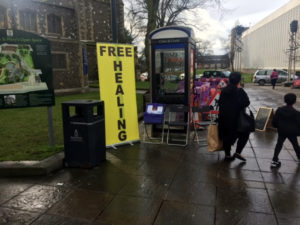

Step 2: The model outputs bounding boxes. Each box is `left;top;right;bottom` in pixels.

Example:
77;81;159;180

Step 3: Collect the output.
1;84;300;225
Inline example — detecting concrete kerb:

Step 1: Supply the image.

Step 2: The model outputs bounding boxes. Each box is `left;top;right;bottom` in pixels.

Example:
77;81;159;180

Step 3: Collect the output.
0;152;64;177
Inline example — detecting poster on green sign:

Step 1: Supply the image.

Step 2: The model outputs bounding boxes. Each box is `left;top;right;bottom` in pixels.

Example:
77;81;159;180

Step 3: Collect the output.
0;29;55;109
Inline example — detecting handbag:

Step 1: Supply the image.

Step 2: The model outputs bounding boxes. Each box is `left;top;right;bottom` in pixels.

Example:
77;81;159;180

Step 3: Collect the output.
207;124;223;152
237;107;255;133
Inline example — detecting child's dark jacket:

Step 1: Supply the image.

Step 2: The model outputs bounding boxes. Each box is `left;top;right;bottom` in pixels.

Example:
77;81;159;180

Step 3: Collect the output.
272;105;300;136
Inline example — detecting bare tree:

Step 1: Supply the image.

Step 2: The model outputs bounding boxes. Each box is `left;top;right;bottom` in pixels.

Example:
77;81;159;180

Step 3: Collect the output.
196;39;214;56
126;0;222;69
124;8;142;42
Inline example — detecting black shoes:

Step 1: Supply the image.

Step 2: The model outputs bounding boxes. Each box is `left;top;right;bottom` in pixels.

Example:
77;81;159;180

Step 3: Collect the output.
270;160;281;168
234;153;246;162
224;156;235;161
224;153;247;162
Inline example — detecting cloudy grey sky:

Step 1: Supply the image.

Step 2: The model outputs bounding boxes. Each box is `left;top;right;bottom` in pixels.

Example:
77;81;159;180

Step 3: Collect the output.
188;0;291;54
125;0;291;54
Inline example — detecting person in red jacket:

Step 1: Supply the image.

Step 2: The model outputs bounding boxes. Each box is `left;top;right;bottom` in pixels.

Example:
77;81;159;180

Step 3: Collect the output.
270;69;278;89
271;93;300;168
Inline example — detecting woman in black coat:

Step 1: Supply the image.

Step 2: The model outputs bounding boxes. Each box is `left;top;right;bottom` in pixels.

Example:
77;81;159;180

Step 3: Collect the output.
218;72;250;161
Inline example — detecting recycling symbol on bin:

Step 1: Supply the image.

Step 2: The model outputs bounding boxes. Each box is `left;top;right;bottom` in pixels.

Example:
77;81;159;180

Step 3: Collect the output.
70;129;83;142
74;129;79;137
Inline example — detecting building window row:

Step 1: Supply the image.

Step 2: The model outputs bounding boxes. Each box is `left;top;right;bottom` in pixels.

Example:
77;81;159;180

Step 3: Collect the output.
0;6;62;35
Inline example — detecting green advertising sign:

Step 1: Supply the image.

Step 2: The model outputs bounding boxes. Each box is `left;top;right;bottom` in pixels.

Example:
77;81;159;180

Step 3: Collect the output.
0;29;55;109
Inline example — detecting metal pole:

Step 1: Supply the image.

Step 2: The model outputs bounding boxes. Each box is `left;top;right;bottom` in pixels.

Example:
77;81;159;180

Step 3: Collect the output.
111;0;118;43
288;33;294;82
288;51;292;82
47;106;55;147
239;52;241;72
293;33;297;74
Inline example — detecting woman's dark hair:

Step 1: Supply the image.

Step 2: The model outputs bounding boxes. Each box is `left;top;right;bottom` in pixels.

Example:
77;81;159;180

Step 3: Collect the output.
284;93;297;105
229;72;241;85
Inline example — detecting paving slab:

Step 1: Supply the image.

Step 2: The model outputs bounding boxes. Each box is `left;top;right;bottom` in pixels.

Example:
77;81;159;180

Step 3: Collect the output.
48;189;114;221
30;214;100;225
215;209;277;225
2;185;69;213
0;207;39;225
153;201;215;225
95;195;161;225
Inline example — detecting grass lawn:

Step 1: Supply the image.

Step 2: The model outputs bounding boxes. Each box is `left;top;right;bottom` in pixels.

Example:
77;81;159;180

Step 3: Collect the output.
0;91;144;162
136;81;150;90
242;73;253;83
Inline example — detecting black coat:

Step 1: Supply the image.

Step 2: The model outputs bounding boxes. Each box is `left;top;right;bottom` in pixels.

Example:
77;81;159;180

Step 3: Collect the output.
272;105;300;137
218;85;250;145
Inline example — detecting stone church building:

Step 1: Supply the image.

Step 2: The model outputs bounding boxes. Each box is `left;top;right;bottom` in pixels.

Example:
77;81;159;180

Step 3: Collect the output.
0;0;124;90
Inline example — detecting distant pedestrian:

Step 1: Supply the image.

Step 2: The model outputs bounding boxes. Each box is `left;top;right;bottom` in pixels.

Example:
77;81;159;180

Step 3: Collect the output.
270;69;278;89
218;72;250;161
271;93;300;168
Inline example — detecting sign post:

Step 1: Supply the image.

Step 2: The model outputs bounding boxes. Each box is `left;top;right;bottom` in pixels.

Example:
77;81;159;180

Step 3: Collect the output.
47;106;54;147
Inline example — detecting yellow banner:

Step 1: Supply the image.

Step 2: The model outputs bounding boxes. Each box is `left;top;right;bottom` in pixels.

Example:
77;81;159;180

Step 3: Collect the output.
96;43;139;146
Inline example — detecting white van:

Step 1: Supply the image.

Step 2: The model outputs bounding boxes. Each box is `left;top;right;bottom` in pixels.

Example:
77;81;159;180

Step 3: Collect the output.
253;69;297;85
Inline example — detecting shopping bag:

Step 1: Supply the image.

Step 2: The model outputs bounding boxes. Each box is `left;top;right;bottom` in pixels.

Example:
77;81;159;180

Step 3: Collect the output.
207;124;223;152
237;107;255;133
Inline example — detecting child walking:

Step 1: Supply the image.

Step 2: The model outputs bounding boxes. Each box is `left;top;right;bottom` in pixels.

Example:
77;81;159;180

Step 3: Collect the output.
271;93;300;168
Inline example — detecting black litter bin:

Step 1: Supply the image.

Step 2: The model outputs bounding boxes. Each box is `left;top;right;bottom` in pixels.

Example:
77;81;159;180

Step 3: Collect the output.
62;100;106;168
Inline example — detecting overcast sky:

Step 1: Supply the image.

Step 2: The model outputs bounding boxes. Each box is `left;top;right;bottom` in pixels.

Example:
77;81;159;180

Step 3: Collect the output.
124;0;291;55
197;0;291;54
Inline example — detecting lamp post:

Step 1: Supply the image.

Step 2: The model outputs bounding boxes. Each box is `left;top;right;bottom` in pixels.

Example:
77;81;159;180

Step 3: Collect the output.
287;20;298;82
111;0;118;43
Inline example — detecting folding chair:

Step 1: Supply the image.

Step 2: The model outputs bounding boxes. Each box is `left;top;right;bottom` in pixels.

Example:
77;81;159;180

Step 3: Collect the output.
167;104;190;146
192;105;216;145
143;103;166;144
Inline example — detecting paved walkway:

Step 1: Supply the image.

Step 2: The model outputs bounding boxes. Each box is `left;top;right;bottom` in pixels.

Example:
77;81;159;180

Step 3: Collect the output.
1;85;300;225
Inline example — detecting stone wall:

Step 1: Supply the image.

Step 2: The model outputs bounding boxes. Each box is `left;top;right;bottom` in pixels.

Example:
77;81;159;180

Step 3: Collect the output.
90;0;112;42
51;41;81;89
0;0;125;90
86;44;98;81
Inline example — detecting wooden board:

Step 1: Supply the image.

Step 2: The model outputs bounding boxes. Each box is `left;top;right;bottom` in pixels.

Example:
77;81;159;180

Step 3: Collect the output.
255;107;274;131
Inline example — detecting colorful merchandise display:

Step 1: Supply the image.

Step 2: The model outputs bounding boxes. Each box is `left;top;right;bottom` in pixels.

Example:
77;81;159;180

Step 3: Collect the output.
191;78;228;124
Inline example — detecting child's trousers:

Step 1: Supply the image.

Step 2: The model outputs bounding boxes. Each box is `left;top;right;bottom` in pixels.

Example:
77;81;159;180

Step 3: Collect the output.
273;135;300;161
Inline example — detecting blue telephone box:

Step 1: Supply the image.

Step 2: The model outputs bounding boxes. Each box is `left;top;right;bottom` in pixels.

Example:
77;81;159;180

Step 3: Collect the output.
149;26;196;106
148;26;196;143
